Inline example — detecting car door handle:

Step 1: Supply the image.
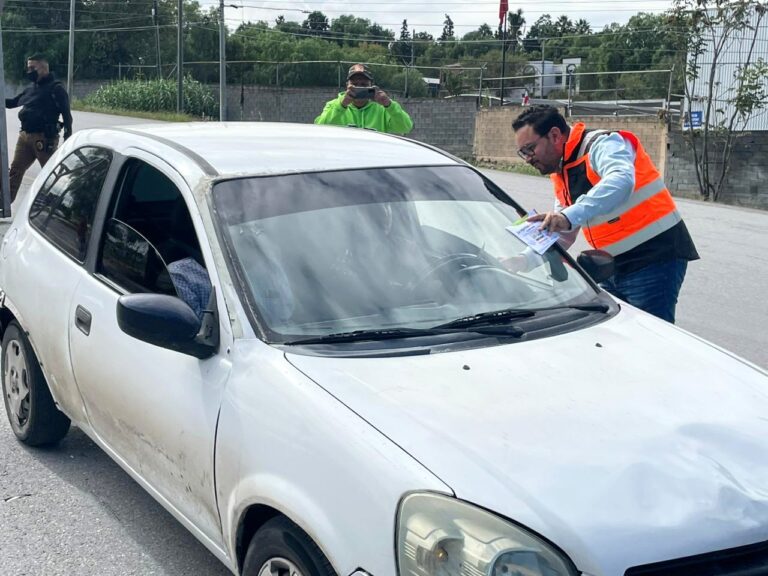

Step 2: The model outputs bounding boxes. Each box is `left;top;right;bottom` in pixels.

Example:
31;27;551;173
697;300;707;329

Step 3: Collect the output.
75;305;92;336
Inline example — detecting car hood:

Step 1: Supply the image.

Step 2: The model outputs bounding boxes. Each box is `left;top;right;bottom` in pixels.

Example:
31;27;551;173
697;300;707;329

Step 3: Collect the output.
286;308;768;575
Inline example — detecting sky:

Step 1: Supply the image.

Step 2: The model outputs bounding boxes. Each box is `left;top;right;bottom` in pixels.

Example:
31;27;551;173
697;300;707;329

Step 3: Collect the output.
213;0;677;39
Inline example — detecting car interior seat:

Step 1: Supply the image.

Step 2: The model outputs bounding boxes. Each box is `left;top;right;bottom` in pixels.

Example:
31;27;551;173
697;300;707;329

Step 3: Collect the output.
158;197;204;267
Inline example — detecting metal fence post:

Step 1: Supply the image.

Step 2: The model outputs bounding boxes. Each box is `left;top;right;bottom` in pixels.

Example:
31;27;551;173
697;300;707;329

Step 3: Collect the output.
0;0;11;218
478;66;484;108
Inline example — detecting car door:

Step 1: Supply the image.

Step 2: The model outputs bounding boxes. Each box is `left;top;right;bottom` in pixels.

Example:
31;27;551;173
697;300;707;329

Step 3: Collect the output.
2;146;113;421
68;153;232;551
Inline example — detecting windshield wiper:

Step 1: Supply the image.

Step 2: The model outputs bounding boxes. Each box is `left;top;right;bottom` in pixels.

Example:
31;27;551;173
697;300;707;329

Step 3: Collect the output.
284;327;443;345
432;308;536;330
539;302;611;313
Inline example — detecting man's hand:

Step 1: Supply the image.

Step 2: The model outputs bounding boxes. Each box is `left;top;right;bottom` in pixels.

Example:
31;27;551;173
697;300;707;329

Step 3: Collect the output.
374;87;392;107
63;128;72;141
528;211;571;233
341;89;355;108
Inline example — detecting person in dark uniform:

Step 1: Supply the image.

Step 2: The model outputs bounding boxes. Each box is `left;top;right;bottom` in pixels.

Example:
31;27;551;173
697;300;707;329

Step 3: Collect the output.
5;54;73;202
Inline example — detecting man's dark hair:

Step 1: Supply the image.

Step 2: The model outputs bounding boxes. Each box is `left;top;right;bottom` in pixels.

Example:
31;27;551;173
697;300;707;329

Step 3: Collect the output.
512;105;569;136
27;53;48;63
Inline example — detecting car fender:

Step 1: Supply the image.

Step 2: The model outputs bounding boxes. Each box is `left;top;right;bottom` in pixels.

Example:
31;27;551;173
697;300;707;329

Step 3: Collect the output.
215;342;451;575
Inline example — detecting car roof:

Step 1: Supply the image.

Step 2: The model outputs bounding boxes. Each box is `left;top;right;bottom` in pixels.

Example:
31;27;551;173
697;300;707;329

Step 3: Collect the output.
104;122;460;176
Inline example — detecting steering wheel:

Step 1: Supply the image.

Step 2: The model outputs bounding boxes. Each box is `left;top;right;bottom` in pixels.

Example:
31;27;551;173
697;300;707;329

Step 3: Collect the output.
408;252;496;294
452;264;536;301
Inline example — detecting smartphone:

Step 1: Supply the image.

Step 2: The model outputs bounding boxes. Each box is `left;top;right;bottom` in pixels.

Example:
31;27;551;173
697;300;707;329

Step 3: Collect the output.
350;86;376;99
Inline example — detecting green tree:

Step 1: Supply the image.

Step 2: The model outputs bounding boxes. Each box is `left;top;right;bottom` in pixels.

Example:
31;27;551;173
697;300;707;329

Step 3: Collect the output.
330;15;372;46
671;0;768;201
399;19;410;41
461;24;495;58
301;11;329;36
507;9;526;55
440;15;455;42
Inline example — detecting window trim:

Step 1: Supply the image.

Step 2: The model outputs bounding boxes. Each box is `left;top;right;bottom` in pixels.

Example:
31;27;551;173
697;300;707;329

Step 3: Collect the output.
28;146;114;265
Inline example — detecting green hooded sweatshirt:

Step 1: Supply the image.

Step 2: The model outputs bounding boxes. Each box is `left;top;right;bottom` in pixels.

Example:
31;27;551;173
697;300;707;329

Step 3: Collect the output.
314;93;414;135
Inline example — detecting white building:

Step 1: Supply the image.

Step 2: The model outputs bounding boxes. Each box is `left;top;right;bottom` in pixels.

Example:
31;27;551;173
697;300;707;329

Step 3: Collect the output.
686;7;768;131
526;57;582;97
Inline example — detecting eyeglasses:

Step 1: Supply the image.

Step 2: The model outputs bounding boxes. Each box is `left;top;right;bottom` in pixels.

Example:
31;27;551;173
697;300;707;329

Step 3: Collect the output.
517;134;547;160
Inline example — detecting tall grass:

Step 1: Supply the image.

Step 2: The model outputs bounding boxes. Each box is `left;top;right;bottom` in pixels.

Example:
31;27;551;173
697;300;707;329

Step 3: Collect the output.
84;76;216;118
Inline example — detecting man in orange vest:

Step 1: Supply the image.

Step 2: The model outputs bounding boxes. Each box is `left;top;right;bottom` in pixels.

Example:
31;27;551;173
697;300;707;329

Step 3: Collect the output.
512;105;698;323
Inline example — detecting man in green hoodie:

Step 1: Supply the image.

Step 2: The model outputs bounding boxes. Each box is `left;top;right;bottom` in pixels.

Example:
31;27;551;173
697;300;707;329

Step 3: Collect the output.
314;64;413;135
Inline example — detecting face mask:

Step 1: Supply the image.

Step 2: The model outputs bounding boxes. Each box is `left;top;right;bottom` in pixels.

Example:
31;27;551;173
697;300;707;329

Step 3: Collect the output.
25;70;38;82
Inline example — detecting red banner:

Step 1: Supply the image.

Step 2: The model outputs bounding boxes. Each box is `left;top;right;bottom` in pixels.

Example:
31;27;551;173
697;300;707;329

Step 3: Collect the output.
499;0;508;24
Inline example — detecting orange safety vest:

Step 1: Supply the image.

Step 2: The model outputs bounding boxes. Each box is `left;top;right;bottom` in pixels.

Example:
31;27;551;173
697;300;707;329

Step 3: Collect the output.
551;123;681;256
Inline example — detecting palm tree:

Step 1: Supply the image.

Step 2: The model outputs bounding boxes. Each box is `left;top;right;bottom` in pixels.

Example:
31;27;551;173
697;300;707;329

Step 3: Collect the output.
508;9;525;55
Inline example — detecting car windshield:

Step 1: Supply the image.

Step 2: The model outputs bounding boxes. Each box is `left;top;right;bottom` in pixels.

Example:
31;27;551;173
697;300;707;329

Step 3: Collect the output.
212;166;598;342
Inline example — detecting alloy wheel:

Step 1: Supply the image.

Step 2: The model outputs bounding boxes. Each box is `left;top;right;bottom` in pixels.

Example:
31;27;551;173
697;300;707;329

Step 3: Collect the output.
4;338;30;429
258;557;305;576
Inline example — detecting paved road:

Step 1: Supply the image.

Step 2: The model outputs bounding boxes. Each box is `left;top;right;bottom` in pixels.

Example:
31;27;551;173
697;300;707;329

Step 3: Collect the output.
3;108;156;213
0;111;766;576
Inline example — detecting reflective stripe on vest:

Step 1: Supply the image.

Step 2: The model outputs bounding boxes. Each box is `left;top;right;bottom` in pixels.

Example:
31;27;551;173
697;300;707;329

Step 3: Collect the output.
559;123;680;256
588;177;667;226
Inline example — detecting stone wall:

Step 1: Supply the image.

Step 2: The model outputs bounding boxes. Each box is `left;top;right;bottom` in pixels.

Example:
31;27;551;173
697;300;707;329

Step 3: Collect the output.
666;127;768;210
397;99;477;158
473;105;668;170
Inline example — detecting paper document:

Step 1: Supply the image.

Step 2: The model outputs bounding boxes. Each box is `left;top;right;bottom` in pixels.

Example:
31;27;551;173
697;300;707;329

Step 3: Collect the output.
506;218;560;255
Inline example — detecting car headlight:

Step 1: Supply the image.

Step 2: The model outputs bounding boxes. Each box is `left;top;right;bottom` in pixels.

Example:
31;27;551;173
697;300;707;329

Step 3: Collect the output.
397;493;577;576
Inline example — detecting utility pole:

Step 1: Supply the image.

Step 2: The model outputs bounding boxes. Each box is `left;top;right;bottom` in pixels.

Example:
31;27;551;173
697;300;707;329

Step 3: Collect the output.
405;29;414;98
566;63;576;117
67;0;75;95
152;0;162;78
540;38;545;98
177;0;183;112
219;0;227;120
0;0;11;217
500;12;507;106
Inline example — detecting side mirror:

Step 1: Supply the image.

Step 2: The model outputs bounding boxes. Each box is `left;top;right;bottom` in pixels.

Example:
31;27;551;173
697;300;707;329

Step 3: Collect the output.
577;249;615;284
117;292;218;359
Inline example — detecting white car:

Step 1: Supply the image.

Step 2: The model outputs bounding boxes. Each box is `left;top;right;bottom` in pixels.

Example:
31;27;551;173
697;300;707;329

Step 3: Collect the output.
1;123;767;576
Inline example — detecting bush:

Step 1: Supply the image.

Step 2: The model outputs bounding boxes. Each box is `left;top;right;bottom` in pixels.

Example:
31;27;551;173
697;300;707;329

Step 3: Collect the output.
84;75;217;118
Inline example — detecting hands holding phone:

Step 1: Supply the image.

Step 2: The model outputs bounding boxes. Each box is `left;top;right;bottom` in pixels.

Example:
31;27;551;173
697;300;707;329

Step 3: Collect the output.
342;85;392;108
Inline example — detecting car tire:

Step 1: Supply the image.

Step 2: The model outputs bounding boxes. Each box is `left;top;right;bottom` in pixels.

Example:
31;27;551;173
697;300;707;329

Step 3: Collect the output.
1;321;70;446
242;516;337;576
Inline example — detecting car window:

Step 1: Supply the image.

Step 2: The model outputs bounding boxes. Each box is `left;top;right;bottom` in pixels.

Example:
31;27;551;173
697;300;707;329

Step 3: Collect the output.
213;166;598;341
100;219;176;296
29;146;112;262
97;160;211;318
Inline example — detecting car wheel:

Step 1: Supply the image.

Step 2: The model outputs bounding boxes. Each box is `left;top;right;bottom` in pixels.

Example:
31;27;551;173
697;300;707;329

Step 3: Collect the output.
1;321;70;446
242;516;337;576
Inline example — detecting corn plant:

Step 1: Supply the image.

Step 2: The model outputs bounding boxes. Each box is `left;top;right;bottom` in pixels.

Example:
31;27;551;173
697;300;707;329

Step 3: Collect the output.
84;75;217;118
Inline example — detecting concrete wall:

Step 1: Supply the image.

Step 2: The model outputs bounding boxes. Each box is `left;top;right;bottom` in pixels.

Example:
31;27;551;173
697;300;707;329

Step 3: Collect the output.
473;105;668;170
666;128;768;210
225;85;477;157
6;80;106;102
5;80;478;158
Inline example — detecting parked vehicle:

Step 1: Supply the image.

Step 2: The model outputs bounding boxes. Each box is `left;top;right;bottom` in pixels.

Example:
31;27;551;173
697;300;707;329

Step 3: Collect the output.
2;123;767;576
